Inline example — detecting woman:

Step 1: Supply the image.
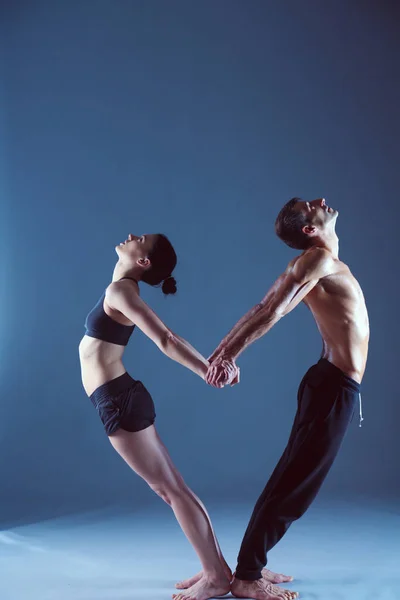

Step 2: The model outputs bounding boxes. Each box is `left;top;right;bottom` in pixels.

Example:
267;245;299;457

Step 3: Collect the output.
79;232;234;600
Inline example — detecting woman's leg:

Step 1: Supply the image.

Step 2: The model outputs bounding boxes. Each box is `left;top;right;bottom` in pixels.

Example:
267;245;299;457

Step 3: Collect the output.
109;425;231;599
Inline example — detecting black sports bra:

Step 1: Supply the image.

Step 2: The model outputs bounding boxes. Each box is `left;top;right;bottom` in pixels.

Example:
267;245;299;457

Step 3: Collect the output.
84;277;137;346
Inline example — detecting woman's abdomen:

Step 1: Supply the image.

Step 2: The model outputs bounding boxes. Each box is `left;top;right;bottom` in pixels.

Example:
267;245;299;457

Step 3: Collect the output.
79;335;129;396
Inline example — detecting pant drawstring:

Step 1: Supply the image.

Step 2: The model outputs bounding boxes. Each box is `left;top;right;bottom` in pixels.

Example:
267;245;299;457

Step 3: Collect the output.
359;393;364;428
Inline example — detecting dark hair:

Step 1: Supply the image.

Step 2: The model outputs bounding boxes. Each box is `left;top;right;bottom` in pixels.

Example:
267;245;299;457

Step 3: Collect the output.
142;234;178;295
275;198;313;250
161;276;177;295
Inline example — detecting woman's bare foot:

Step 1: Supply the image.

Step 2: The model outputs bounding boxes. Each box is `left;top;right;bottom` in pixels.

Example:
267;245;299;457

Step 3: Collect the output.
175;559;232;590
172;575;230;600
175;571;203;590
176;567;291;590
231;576;298;600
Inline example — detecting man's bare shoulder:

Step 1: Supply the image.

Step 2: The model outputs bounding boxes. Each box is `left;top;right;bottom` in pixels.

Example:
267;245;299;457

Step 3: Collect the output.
289;247;335;282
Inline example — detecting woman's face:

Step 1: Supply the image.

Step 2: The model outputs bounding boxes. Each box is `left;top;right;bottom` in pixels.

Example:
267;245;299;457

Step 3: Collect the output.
115;233;157;264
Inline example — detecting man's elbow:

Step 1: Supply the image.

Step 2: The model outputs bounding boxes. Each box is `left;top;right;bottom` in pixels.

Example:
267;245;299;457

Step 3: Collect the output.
261;304;285;321
260;308;285;329
274;307;286;319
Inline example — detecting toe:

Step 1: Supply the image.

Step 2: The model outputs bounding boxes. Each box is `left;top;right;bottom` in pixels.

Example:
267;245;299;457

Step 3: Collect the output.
266;584;285;600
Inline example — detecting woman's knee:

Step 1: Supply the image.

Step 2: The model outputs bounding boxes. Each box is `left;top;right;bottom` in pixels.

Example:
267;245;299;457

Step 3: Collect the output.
150;484;173;505
149;474;187;505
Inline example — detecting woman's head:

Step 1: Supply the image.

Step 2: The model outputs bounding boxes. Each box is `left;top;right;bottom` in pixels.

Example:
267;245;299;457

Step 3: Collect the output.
116;233;177;295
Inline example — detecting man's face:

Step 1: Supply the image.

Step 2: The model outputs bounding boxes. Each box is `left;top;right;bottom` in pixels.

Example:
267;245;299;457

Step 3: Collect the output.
294;198;338;230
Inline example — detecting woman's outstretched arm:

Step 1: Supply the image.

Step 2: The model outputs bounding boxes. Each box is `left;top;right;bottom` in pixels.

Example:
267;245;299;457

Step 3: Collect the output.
106;281;209;380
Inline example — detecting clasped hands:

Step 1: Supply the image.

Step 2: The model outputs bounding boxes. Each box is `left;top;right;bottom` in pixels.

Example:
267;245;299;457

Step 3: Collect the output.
205;350;240;389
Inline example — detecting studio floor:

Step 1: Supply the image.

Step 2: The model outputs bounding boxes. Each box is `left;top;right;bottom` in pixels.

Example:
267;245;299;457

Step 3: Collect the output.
0;497;398;600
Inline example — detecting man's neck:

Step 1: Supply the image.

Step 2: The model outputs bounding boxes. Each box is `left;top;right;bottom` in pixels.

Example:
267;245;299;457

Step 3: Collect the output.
314;232;339;259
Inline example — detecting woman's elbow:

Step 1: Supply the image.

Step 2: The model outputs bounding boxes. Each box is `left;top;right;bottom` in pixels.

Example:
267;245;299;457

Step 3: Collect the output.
158;330;177;354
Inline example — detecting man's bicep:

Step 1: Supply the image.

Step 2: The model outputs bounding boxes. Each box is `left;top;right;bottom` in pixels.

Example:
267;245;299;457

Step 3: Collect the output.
279;278;319;315
258;273;286;309
261;272;318;317
263;249;333;316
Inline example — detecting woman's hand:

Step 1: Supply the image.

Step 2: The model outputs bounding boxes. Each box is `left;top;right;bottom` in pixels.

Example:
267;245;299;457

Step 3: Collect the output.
206;357;240;388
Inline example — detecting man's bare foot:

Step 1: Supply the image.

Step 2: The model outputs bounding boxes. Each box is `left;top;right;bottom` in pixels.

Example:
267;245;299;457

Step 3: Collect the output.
175;562;232;589
231;576;298;600
172;575;230;600
260;569;293;584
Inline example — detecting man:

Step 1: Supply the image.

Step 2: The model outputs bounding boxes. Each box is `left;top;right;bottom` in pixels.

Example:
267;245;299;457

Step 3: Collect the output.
205;198;369;600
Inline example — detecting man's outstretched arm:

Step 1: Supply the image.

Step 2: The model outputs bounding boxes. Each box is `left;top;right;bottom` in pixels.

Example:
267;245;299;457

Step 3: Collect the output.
208;302;264;363
207;248;333;384
208;261;298;363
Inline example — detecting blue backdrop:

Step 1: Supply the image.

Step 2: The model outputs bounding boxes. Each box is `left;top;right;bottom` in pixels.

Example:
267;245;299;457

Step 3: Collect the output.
1;0;399;527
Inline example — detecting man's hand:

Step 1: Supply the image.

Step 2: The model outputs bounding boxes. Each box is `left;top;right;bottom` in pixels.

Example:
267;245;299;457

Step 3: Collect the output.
207;348;221;364
206;357;240;388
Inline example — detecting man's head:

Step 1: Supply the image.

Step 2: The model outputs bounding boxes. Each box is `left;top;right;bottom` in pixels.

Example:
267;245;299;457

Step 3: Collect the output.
275;198;339;250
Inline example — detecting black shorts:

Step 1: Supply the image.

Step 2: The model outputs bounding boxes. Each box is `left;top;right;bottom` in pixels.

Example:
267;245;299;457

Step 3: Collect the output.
89;372;156;436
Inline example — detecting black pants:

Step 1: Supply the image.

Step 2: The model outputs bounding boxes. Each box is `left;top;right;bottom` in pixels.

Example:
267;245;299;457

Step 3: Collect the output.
235;358;361;581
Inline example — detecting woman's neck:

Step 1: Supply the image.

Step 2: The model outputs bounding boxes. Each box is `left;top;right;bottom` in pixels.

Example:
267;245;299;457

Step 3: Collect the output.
112;261;141;283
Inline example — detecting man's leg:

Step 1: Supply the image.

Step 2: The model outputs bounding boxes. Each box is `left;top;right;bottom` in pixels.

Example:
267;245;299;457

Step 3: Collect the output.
235;363;359;582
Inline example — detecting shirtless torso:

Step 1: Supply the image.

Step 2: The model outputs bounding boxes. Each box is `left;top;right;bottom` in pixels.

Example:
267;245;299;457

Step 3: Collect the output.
291;252;369;383
210;246;370;386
